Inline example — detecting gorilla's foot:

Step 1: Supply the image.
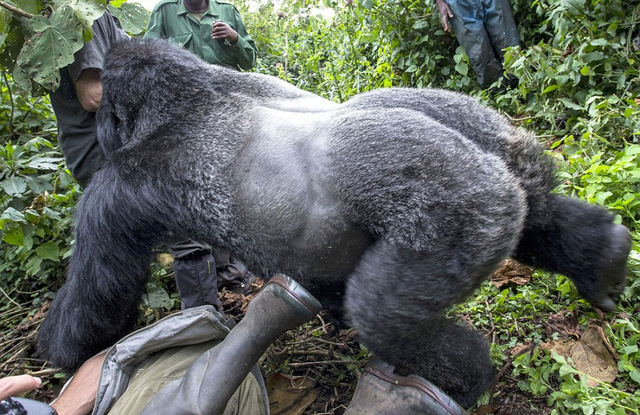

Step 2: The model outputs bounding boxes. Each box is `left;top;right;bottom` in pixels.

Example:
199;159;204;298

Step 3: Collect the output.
345;359;467;415
141;274;322;415
589;223;632;311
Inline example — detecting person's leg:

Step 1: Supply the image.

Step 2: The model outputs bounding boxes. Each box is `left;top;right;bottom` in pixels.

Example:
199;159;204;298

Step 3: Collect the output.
483;0;520;60
171;240;221;310
225;372;268;415
447;0;503;87
141;275;321;415
345;359;466;415
213;247;254;293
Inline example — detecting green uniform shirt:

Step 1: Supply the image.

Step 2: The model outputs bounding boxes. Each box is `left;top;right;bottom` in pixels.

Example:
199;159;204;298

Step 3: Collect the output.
144;0;257;71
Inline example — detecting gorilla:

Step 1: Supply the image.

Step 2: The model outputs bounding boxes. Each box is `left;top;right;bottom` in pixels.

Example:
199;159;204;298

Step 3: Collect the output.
37;39;631;408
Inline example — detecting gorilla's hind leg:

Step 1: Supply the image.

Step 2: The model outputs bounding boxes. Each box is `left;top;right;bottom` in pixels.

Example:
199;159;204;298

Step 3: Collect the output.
514;195;632;311
345;241;501;408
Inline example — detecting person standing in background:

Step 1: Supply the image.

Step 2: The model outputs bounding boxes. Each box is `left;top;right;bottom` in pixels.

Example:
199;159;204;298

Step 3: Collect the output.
434;0;520;89
144;0;257;70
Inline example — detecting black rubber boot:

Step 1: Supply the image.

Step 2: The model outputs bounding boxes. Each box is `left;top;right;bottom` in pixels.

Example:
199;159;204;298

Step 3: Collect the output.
141;274;322;415
345;359;468;415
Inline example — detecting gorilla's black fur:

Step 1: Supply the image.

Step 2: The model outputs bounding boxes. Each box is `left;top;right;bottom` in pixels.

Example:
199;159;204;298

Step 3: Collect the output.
37;39;631;408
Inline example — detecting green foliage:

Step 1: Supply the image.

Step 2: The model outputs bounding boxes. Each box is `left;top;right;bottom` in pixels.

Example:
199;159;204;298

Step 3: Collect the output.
0;0;148;94
512;348;640;415
107;1;150;34
456;267;640;413
497;0;639;141
242;0;471;101
0;74;79;312
557;137;640;229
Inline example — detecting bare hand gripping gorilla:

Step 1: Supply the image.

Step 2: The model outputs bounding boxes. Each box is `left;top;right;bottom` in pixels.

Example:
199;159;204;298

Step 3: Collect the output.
37;39;631;409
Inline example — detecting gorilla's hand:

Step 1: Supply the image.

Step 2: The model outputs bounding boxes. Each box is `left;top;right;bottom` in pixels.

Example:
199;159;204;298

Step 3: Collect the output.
586;224;632;311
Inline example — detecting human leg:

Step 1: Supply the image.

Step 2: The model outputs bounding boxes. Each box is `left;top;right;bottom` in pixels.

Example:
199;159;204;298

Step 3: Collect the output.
171;240;221;310
141;275;322;415
345;359;466;415
483;0;520;59
447;0;504;87
108;339;267;415
213;247;254;293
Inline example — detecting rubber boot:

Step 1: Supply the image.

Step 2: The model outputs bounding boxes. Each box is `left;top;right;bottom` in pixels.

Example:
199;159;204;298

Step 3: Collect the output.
345;359;468;415
141;274;322;415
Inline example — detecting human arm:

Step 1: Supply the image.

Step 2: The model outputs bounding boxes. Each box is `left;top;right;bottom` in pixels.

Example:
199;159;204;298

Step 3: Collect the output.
213;8;257;70
0;375;42;400
74;69;102;112
211;20;238;45
435;0;454;32
69;12;128;112
50;353;106;415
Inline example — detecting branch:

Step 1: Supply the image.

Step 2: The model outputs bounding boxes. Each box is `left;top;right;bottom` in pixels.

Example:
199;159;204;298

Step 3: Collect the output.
0;1;34;19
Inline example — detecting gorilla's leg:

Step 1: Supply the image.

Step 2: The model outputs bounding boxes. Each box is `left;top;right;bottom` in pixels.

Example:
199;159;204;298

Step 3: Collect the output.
345;240;504;408
514;195;632;311
37;169;172;371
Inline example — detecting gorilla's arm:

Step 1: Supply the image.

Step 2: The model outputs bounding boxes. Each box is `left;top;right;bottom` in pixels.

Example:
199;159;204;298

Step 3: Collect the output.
37;168;172;370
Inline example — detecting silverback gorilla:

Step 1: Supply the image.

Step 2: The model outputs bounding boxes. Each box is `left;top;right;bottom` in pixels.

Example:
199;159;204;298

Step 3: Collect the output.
38;39;631;409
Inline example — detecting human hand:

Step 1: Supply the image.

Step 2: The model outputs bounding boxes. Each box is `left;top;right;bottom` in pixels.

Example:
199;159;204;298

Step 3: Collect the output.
435;0;454;32
0;375;42;400
211;21;239;45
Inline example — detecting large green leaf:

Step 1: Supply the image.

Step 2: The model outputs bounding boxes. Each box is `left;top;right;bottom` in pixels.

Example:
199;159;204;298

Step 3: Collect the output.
14;9;84;91
2;224;24;246
25;156;65;170
14;1;106;92
0;8;11;51
25;256;43;276
16;0;43;15
0;26;24;71
108;2;149;35
55;0;107;21
55;0;108;41
0;207;26;224
36;241;60;262
1;176;27;196
143;283;173;310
